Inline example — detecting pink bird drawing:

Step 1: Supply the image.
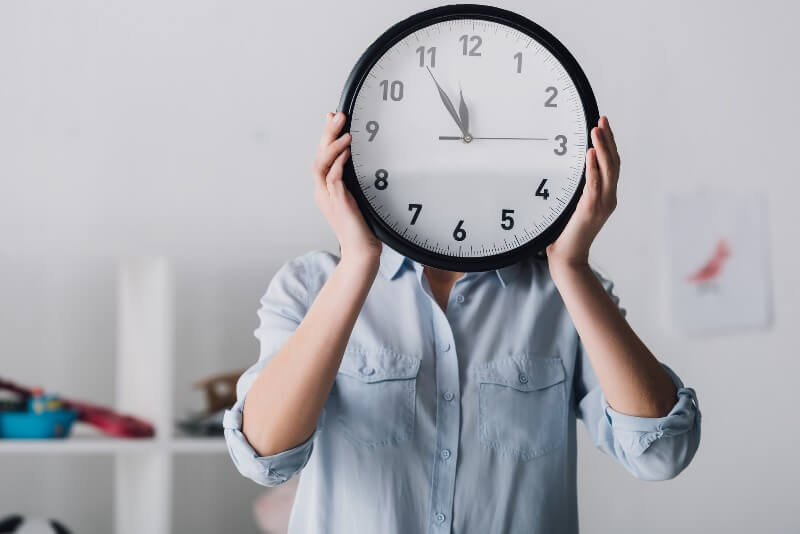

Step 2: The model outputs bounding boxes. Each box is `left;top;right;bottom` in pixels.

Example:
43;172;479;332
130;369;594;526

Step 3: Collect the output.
687;238;732;284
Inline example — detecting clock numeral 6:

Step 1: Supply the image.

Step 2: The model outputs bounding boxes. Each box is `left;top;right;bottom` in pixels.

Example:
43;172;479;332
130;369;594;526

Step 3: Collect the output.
535;179;550;200
453;220;467;241
416;46;436;68
554;135;567;156
374;169;389;190
501;209;515;230
379;79;404;101
459;34;482;56
366;120;379;142
408;203;422;225
545;86;558;107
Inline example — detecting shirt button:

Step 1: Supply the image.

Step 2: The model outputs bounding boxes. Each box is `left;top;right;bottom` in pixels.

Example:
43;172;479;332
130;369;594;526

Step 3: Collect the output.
435;512;446;523
443;391;454;401
455;294;465;304
441;448;451;460
440;343;451;352
360;366;375;376
518;373;529;384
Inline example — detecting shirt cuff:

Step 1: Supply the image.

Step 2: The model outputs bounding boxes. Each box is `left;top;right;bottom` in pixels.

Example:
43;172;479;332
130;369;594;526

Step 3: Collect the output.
603;364;701;458
222;398;315;487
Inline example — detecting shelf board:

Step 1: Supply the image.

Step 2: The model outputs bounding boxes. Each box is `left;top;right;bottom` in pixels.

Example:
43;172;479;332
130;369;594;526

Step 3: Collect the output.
0;434;227;455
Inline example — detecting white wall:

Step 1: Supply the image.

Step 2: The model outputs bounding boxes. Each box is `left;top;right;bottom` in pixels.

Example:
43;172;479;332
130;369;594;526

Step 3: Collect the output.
1;1;798;532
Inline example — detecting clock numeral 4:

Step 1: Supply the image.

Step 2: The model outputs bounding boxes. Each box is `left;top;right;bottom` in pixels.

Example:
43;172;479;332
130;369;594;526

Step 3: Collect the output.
452;220;467;241
459;34;482;56
501;209;515;230
379;80;404;101
408;203;422;225
374;169;389;190
416;46;436;68
553;135;567;156
535;179;550;200
545;86;558;107
366;120;379;141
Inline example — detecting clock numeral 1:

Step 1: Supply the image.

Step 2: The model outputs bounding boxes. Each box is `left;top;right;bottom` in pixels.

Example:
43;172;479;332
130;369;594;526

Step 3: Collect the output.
544;86;558;107
459;34;482;56
535;179;550;200
379;80;404;101
501;209;515;230
553;135;567;156
374;169;388;190
513;52;522;74
408;203;422;225
452;220;466;241
366;120;379;141
416;46;436;68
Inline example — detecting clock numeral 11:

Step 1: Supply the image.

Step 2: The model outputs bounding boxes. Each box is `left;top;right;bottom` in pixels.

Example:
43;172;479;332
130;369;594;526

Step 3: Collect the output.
416;46;436;68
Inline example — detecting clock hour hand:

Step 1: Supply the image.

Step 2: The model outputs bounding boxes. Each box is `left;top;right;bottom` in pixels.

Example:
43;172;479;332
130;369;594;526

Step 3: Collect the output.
426;67;468;138
438;136;549;140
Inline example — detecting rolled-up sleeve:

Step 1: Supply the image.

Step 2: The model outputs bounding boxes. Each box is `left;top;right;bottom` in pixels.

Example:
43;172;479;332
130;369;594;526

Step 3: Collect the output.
223;254;319;487
575;271;702;481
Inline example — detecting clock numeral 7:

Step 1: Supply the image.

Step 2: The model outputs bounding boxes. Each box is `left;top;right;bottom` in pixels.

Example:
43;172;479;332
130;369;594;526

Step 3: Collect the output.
535;179;550;200
416;46;436;68
459;34;482;56
453;220;467;241
374;169;389;190
408;203;422;225
501;209;515;230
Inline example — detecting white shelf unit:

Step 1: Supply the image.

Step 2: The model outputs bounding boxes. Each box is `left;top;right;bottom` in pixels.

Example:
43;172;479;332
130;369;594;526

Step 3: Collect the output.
0;258;226;534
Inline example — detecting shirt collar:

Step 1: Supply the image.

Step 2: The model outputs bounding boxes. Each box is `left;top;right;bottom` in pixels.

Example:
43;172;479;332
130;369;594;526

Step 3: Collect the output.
378;244;522;288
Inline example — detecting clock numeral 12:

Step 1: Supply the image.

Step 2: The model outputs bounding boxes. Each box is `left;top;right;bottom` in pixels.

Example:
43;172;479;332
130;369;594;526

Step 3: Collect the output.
453;220;467;241
501;209;515;230
459;34;482;56
535;179;550;200
408;203;422;224
416;46;436;68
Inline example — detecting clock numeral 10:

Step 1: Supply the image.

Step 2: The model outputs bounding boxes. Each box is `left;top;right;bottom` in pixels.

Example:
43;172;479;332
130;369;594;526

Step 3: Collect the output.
459;34;482;56
408;203;422;224
535;179;550;200
416;46;436;68
453;220;466;241
374;169;388;190
501;209;515;230
379;80;404;101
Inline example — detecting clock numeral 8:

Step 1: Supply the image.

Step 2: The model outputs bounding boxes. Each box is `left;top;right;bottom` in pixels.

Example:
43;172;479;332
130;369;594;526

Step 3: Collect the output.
554;135;568;156
374;169;389;190
453;220;467;241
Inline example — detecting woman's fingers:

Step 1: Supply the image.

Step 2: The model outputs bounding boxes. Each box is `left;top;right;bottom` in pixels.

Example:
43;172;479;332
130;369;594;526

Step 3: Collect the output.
590;125;615;186
319;111;346;149
584;147;601;205
326;147;350;196
315;132;351;175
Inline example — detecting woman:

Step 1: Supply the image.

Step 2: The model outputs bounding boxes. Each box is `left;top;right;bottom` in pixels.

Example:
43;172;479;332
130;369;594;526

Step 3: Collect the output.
223;112;701;533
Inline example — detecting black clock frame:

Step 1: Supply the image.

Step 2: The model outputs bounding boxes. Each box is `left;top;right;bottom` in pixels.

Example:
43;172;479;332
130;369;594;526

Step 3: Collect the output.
337;4;599;272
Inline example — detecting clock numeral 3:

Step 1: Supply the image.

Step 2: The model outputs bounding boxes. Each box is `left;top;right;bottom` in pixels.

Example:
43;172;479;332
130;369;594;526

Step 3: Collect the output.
452;220;467;241
408;203;422;225
379;80;404;101
366;121;379;142
554;135;568;156
374;169;389;190
501;209;515;230
416;46;436;68
545;86;558;107
459;34;482;56
535;179;550;200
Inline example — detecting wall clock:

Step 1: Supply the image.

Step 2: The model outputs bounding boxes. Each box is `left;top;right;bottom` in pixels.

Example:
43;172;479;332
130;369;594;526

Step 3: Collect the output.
337;4;599;271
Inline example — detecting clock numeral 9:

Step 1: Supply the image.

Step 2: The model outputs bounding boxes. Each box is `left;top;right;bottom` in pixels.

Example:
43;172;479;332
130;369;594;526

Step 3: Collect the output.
535;179;550;200
366;120;379;141
459;34;482;56
416;46;436;68
408;203;422;225
554;135;568;156
453;220;467;241
379;79;404;101
545;86;558;107
374;169;388;190
501;209;515;230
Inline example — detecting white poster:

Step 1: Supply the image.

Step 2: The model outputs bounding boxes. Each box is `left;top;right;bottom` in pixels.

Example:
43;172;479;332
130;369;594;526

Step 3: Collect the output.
667;191;771;335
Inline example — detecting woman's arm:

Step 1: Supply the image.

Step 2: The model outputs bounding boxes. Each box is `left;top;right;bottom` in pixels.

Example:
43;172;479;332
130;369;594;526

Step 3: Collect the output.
547;117;677;418
242;112;382;456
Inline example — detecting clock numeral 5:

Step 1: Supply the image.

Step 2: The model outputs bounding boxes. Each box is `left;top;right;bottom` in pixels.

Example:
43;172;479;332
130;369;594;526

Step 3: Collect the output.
553;135;567;156
453;220;467;241
408;203;422;224
535;179;550;200
379;80;404;101
501;209;515;230
374;169;389;190
459;34;482;56
416;46;436;68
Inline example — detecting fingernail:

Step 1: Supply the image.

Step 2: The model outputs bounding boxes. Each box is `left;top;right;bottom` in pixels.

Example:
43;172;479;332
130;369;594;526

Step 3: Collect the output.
331;112;340;122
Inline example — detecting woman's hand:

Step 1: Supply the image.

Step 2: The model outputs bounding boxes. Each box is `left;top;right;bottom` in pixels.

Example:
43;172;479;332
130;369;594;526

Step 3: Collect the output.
546;116;620;270
312;111;382;267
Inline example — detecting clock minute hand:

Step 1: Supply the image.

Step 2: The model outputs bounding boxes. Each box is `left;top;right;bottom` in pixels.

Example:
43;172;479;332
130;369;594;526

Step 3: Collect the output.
426;67;467;137
438;136;549;141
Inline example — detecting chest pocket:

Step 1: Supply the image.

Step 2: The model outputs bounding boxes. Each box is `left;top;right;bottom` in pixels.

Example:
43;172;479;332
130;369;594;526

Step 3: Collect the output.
328;346;421;448
476;355;566;461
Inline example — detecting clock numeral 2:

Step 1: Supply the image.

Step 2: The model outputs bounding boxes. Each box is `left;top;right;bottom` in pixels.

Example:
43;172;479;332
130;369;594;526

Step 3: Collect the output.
408;203;422;225
501;209;515;230
459;34;482;56
453;220;466;241
379;80;404;101
416;46;436;68
535;179;550;200
545;86;558;107
374;169;388;190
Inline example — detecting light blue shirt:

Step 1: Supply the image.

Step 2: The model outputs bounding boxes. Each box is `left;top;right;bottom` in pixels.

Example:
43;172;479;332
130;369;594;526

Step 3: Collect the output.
224;244;701;533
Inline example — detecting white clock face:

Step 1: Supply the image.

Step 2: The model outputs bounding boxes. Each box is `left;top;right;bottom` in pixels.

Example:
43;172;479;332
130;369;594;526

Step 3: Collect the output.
349;17;589;261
